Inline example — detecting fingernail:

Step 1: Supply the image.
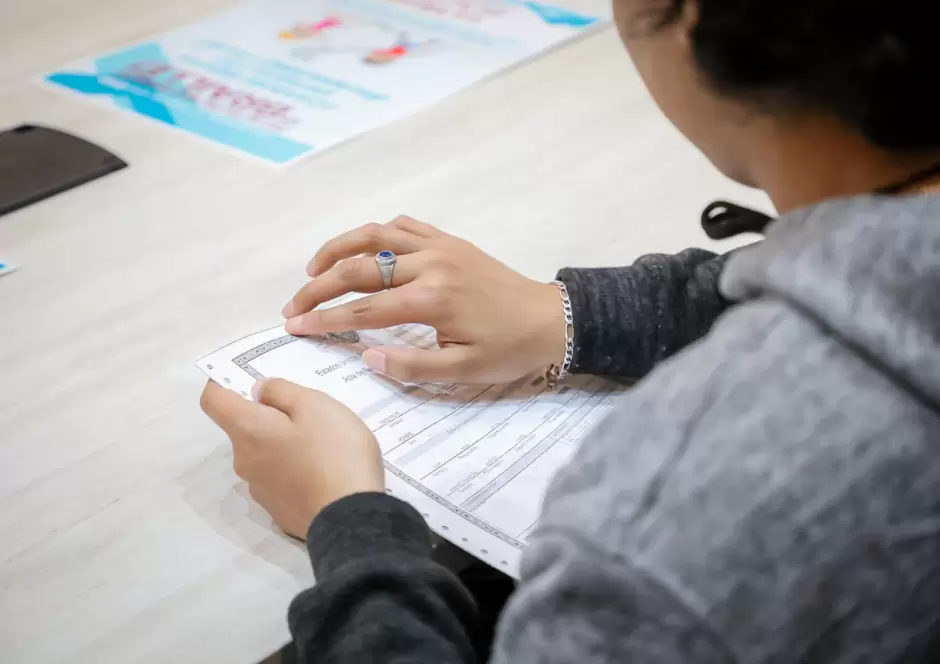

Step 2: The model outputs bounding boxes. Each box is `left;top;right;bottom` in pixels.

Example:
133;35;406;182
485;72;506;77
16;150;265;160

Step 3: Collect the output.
285;316;304;335
251;379;268;402
281;301;294;318
362;349;386;374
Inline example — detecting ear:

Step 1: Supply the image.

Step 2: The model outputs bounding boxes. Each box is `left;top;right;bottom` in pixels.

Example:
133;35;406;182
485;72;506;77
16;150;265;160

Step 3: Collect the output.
673;0;699;51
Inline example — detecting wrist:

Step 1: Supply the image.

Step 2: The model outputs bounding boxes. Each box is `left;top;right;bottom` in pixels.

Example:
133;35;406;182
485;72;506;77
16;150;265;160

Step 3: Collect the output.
528;280;571;371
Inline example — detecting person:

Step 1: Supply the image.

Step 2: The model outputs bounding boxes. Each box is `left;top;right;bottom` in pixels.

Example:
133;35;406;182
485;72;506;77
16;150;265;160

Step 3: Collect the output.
200;0;940;660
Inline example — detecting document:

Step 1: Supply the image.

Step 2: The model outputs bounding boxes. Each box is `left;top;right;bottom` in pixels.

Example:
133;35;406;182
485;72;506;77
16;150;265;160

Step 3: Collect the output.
46;0;607;165
198;322;625;576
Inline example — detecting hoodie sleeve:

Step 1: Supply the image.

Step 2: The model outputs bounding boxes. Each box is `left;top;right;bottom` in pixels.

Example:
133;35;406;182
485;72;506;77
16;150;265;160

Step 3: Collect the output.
556;249;731;379
287;492;480;664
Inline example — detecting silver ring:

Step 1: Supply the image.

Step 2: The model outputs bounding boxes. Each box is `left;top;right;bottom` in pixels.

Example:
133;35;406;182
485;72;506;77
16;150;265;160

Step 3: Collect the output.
375;250;396;289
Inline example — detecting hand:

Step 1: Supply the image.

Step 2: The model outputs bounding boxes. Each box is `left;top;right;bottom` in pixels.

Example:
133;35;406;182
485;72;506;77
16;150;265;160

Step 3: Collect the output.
200;379;384;539
282;216;567;384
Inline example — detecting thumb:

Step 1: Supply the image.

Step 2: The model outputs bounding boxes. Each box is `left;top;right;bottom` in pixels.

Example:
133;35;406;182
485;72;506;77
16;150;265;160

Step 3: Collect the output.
362;345;474;384
252;378;312;417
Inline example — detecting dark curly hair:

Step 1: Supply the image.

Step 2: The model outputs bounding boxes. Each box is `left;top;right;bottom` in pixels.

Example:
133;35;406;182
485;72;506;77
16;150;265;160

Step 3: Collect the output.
657;0;939;151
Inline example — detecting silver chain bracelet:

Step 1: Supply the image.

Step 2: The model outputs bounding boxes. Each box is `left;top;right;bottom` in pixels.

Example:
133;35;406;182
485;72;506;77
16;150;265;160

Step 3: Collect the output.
546;280;574;389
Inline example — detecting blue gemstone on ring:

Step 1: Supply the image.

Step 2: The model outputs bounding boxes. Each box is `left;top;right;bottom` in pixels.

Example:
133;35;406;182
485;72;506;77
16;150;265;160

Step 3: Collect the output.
378;250;394;259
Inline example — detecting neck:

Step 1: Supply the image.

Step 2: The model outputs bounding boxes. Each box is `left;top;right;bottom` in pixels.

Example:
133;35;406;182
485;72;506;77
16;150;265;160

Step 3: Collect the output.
750;117;940;214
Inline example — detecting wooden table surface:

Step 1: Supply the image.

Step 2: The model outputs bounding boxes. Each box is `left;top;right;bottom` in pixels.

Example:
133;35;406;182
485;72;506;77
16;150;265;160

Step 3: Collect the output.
0;1;767;661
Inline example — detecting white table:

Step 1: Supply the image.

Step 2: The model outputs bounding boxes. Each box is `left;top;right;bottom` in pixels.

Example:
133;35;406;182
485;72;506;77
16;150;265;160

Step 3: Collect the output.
0;1;768;662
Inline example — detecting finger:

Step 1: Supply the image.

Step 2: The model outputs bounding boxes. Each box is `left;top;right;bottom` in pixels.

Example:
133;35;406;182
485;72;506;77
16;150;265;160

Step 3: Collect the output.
284;253;423;318
307;224;424;277
362;345;475;384
252;377;316;419
285;284;431;336
200;381;272;438
386;215;442;239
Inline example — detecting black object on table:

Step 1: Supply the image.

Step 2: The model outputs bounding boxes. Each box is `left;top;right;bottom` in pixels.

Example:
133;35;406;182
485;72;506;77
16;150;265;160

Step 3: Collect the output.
0;124;127;218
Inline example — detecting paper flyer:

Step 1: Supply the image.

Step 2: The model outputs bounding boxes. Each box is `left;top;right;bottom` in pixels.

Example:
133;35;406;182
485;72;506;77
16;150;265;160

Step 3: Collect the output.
44;0;606;165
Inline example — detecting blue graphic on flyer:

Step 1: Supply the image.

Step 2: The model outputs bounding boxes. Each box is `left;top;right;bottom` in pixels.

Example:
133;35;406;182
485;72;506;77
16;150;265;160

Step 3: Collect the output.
46;43;315;164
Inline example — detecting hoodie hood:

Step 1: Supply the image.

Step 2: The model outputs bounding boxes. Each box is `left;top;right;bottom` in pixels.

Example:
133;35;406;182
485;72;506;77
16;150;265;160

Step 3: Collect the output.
721;194;940;410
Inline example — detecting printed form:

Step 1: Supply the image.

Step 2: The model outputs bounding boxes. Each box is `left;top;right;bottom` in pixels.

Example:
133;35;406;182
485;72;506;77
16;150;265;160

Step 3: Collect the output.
197;323;625;576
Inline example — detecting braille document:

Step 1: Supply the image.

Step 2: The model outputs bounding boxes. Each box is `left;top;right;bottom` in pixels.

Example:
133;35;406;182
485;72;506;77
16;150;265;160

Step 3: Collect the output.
197;318;626;577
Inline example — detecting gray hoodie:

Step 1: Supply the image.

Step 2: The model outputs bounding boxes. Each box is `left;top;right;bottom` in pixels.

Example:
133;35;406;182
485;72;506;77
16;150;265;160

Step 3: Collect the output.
288;194;940;663
495;194;940;662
